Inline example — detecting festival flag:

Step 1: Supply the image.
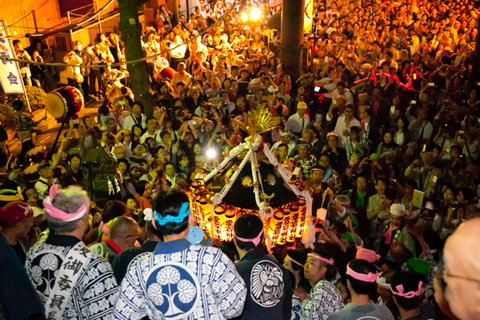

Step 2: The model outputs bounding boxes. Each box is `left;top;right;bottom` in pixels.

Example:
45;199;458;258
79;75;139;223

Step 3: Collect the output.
0;19;25;95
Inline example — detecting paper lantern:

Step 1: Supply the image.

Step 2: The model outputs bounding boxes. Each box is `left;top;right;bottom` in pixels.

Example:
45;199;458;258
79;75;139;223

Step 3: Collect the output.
268;210;284;244
191;179;205;190
277;207;291;245
287;203;299;243
295;198;307;238
213;205;226;240
224;210;236;241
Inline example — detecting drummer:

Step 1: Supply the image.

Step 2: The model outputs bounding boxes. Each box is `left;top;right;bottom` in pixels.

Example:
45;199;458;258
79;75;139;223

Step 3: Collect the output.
13;100;47;165
34;163;55;200
102;63;125;105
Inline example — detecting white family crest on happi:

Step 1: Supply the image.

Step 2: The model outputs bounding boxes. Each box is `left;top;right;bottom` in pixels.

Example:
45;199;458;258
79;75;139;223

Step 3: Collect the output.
250;260;285;307
146;261;200;319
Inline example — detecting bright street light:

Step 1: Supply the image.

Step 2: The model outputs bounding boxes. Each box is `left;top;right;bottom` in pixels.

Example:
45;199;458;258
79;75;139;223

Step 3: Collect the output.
241;12;249;22
250;8;262;21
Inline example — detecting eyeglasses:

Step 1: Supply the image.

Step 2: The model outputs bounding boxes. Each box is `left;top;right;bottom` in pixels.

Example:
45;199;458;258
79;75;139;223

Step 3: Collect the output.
443;269;480;285
125;234;139;239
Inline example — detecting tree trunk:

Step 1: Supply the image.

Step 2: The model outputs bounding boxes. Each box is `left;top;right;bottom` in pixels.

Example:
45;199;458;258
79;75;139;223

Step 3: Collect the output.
118;0;154;116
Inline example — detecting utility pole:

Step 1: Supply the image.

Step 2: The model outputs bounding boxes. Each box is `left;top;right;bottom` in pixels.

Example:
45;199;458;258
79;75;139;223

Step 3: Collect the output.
278;0;305;81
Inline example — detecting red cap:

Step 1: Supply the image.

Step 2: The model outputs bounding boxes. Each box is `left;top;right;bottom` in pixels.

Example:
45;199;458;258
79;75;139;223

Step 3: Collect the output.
0;201;34;223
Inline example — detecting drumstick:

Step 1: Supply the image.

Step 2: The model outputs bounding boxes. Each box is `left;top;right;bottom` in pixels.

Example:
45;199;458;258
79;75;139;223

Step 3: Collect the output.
12;157;17;169
5;154;12;169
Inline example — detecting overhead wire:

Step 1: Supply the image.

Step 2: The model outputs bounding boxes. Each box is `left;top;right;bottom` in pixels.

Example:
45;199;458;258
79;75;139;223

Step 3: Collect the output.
6;0;51;29
0;0;114;40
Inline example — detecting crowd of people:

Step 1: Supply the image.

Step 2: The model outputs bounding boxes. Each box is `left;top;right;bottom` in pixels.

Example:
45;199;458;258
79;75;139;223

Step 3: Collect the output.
2;0;480;319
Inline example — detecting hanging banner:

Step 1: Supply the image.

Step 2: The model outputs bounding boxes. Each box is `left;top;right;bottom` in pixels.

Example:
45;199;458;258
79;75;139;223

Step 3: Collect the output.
0;19;25;95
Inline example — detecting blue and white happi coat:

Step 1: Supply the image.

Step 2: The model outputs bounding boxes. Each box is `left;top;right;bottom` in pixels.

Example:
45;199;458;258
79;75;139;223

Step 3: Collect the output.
113;239;247;320
25;235;118;320
301;279;344;320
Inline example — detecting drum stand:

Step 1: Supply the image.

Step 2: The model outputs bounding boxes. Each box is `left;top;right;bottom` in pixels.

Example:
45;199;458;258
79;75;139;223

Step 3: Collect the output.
48;122;65;158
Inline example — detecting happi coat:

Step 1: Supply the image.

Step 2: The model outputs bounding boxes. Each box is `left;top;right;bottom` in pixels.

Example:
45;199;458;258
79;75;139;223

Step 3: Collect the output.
301;279;344;320
25;234;118;320
113;238;247;320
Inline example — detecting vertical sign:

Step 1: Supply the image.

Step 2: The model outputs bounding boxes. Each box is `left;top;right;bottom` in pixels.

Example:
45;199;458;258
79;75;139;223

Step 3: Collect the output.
0;19;25;95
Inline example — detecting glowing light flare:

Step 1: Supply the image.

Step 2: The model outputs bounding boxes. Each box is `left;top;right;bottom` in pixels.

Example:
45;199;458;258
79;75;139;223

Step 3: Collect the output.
241;12;249;22
205;148;217;159
250;8;262;21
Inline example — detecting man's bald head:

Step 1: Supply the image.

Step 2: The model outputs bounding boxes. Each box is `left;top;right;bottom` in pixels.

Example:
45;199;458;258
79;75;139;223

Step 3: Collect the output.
109;216;139;251
390;241;408;260
444;218;480;320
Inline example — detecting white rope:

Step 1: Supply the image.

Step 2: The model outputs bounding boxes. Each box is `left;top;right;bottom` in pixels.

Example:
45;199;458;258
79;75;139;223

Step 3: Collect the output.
210;149;253;208
203;143;246;183
263;143;315;247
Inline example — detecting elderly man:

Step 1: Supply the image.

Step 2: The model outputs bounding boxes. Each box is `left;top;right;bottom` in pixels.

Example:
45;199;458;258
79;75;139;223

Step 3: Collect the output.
170;62;191;89
113;191;247;319
89;216;139;262
375;203;416;258
294;248;344;319
444;218;480;320
25;185;118;320
287;102;310;140
111;208;164;283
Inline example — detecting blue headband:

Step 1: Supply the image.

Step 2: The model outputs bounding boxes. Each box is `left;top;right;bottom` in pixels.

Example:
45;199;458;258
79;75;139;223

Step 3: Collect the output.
154;203;191;225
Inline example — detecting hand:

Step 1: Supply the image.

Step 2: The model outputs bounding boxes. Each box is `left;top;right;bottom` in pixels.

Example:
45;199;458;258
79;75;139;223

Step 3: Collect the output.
69;119;75;128
325;187;334;196
456;206;464;221
27;198;38;207
345;167;352;177
409;224;423;239
382;201;390;210
293;287;308;302
447;207;455;216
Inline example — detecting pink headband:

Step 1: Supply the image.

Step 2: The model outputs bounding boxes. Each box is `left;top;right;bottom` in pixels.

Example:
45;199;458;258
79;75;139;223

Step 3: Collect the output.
356;246;381;263
308;253;334;265
288;255;304;267
43;185;89;222
346;264;379;282
391;281;423;298
235;229;263;247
